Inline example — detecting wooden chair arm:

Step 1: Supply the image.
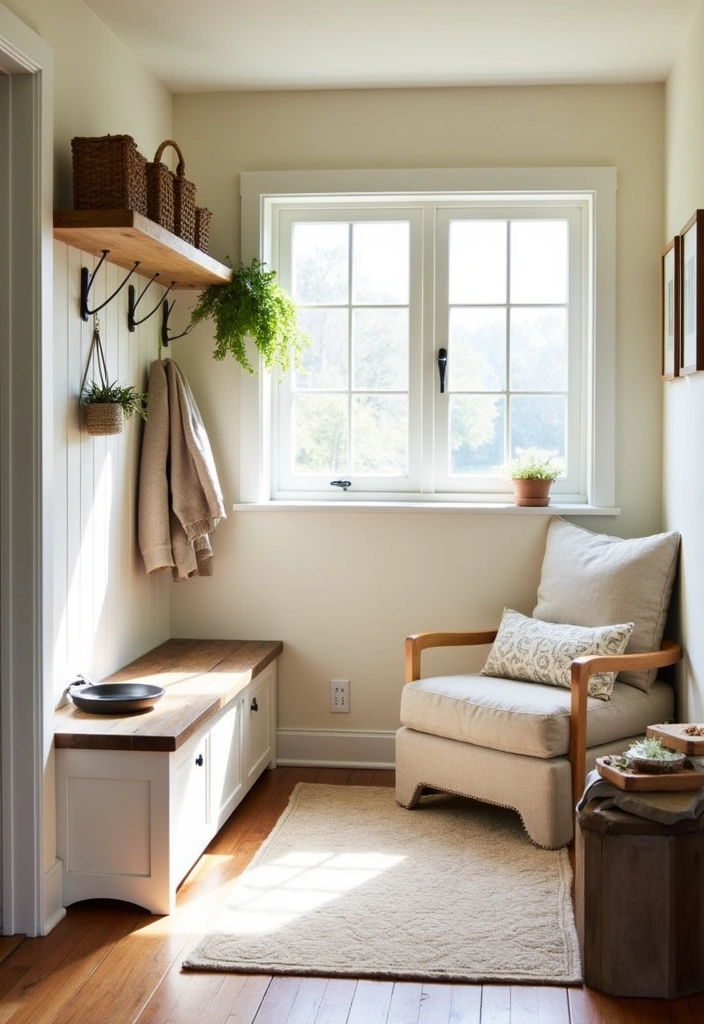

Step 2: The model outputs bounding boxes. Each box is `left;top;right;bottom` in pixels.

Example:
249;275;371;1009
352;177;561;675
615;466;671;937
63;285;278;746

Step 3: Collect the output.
405;630;498;683
569;639;682;807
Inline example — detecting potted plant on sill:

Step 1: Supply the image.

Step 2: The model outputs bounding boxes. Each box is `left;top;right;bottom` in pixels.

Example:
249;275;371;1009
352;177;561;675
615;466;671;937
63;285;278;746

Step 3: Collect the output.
189;257;310;375
507;449;563;507
81;380;148;436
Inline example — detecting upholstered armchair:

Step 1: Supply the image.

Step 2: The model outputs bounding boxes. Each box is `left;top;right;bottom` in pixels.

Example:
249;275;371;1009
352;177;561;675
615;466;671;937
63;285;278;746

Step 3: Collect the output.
395;518;682;849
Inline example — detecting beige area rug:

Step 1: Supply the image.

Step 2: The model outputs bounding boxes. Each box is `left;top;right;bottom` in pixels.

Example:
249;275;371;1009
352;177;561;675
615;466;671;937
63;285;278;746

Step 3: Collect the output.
183;783;582;984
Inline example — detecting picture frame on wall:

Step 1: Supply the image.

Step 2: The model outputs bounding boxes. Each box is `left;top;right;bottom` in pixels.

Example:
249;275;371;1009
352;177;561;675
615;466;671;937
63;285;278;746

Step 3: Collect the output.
662;236;680;380
680;209;704;374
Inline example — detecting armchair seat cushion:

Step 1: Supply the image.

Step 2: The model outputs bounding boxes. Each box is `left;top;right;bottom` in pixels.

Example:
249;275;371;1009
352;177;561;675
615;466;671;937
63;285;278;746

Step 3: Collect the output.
399;673;674;759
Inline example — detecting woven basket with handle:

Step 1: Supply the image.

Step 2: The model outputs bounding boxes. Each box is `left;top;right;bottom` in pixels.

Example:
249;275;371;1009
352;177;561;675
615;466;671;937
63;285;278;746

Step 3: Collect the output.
146;140;196;243
71;134;147;214
194;207;212;253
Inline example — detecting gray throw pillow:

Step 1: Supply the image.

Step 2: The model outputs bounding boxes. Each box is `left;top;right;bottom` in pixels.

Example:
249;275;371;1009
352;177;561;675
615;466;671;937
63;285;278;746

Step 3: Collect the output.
533;518;680;692
481;608;633;700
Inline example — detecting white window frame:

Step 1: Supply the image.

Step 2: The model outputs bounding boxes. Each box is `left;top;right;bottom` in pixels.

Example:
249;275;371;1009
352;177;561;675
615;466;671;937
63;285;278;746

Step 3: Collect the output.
239;167;616;510
275;205;425;497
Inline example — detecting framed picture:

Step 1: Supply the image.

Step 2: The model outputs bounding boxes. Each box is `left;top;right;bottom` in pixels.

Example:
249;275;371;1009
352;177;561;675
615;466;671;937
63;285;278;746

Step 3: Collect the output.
680;210;704;374
662;237;680;380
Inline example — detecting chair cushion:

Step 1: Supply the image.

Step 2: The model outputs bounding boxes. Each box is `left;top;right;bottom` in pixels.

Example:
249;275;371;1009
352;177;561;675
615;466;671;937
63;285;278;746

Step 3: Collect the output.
480;608;633;700
399;673;674;759
533;517;680;692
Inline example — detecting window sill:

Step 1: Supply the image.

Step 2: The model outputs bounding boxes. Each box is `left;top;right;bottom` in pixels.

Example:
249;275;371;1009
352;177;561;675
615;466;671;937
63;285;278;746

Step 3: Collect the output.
232;501;620;516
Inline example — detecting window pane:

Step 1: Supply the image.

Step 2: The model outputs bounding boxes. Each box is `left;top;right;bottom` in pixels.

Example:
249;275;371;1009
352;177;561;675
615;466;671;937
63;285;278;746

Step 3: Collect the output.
294;308;348;390
352;308;409;390
352;395;407;475
510;395;566;461
449;395;505;475
352;223;409;304
292;223;349;304
449;221;507;304
510;220;568;304
449;308;506;391
510;308;568;391
293;394;348;474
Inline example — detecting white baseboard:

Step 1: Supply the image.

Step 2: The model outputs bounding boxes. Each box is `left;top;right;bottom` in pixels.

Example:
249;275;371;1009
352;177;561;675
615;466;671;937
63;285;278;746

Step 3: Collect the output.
276;728;396;769
43;858;66;935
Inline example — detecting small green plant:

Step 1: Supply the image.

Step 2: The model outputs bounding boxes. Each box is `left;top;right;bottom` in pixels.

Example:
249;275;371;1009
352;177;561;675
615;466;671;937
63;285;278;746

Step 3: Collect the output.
625;736;682;761
507;448;563;481
189;257;310;375
81;380;148;421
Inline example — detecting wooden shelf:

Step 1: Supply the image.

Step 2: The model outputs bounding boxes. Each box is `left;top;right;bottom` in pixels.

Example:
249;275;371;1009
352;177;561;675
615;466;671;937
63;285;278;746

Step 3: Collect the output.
53;209;232;290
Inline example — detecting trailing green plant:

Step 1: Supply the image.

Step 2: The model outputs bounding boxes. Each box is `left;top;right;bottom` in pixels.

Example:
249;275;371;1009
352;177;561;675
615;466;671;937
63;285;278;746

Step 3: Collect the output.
189;257;310;375
625;736;682;761
81;380;148;421
507;448;563;481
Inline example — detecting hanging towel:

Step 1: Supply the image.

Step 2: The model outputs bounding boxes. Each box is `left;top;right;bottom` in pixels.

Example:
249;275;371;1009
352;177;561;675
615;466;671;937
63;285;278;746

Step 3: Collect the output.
138;358;225;579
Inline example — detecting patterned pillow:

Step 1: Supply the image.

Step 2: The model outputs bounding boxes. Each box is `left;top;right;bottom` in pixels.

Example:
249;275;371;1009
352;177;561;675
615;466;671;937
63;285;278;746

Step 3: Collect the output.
481;608;634;700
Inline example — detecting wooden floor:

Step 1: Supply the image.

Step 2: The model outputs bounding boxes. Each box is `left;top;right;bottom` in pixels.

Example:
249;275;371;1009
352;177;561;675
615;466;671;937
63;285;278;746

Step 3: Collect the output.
1;766;702;1024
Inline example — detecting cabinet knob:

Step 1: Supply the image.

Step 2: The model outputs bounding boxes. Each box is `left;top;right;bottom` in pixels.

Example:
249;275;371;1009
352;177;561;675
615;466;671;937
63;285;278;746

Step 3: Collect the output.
195;753;204;767
250;697;259;712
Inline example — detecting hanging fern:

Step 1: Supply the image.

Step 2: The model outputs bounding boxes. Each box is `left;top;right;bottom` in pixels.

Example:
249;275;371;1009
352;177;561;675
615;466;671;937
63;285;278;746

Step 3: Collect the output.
189;257;309;375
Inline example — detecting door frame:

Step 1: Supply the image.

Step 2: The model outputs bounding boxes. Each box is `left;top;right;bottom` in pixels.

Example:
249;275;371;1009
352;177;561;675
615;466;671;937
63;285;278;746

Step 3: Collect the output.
0;4;54;937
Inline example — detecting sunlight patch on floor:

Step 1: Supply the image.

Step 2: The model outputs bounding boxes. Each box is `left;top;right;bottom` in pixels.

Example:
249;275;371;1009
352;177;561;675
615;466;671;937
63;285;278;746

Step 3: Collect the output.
217;849;406;936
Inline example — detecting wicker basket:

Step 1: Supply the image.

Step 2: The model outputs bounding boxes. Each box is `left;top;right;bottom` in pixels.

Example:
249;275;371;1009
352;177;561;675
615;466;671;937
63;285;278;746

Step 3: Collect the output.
194;207;212;253
147;140;196;243
146;141;175;233
71;135;147;214
84;403;123;436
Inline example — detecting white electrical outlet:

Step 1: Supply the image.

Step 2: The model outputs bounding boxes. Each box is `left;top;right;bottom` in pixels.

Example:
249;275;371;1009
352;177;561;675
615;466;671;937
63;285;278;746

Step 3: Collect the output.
330;679;350;713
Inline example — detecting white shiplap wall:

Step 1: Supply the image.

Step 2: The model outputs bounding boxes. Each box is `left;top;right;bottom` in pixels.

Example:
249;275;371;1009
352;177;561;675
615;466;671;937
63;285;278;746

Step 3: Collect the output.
52;241;170;703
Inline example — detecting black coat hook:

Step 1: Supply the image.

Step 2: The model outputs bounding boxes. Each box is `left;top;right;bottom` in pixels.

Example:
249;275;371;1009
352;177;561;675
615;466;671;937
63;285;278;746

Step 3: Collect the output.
81;250;140;322
128;276;175;332
161;298;195;347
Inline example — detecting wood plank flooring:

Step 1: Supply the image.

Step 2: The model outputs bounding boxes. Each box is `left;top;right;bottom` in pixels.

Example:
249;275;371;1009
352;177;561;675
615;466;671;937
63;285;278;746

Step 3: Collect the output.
1;767;702;1023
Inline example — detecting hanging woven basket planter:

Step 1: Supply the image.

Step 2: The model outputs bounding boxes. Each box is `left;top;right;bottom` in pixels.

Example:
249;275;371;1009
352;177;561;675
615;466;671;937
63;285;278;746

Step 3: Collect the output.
80;316;148;436
84;401;124;436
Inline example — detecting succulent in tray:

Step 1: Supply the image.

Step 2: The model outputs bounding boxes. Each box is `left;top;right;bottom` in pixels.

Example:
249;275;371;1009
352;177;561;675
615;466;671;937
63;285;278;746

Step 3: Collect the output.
624;736;686;774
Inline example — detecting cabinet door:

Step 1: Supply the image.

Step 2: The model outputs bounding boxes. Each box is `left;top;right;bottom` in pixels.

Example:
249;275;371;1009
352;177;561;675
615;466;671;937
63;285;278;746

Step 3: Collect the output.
209;699;243;828
172;733;210;885
245;667;274;783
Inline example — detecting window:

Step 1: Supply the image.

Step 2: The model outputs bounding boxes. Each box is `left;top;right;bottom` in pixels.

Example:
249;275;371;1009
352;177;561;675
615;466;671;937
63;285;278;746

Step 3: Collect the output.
240;169;616;508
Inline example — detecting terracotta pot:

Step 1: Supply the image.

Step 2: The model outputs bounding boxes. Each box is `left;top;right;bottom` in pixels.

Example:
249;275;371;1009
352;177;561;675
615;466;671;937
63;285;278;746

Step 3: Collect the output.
512;477;553;507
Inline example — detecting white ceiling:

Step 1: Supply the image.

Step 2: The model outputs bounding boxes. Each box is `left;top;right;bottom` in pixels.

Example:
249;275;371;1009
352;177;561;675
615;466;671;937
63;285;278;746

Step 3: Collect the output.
84;0;699;93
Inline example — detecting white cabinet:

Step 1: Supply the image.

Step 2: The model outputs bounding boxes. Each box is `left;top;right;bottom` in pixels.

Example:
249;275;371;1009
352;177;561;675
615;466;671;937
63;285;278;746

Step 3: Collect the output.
55;651;278;916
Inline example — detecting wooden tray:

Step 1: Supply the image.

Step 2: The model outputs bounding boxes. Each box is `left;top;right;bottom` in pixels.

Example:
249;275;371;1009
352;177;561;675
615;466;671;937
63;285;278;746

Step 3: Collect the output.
596;756;704;791
647;722;704;755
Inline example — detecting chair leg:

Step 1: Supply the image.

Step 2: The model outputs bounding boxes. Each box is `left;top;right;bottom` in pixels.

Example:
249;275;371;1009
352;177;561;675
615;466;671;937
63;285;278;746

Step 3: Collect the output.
395;777;425;808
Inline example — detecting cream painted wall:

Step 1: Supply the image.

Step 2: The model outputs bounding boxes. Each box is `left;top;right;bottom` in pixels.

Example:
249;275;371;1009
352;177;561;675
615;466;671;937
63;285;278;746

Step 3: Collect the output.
664;0;704;720
3;0;171;206
169;85;666;737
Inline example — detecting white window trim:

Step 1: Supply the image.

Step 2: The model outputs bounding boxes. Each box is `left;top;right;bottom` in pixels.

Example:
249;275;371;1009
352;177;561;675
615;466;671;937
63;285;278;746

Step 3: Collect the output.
239;167;617;510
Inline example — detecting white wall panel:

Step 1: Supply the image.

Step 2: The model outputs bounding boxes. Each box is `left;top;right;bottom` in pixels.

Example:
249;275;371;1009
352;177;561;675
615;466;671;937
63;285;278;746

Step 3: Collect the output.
52;241;169;704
